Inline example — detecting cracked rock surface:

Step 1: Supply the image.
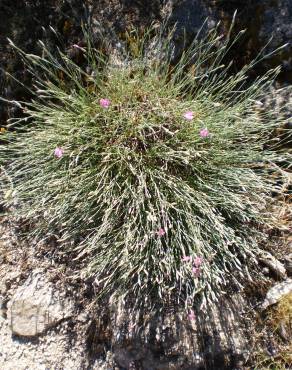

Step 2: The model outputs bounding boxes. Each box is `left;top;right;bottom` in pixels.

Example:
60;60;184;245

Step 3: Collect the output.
7;270;74;337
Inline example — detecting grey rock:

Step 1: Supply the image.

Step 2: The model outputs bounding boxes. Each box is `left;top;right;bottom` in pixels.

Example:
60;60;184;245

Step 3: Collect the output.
0;271;22;295
168;0;217;63
278;321;290;342
283;253;292;276
258;0;292;61
108;295;249;369
258;250;287;279
262;267;270;275
261;279;292;310
7;270;74;337
169;0;215;35
0;296;5;318
0;281;6;296
169;0;292;79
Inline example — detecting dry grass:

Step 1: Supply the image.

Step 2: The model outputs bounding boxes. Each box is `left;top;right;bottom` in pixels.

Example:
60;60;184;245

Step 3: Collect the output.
268;292;292;333
253;293;292;370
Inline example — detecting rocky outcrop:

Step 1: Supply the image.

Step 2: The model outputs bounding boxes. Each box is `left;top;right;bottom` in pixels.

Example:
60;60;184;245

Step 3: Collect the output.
257;0;292;74
167;0;292;79
1;0;291;124
107;296;250;369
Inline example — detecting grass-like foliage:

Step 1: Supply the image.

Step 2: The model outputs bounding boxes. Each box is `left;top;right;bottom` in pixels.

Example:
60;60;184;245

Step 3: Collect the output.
0;24;290;308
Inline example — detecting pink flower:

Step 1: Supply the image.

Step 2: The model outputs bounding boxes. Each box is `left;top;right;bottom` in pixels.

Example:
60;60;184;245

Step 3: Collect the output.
183;111;194;120
193;256;203;268
54;147;64;158
156;228;166;236
192;267;201;277
199;128;209;138
99;98;111;108
182;256;192;262
188;309;196;321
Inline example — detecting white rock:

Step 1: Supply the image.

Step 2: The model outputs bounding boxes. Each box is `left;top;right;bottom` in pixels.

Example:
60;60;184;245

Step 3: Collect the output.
261;279;292;310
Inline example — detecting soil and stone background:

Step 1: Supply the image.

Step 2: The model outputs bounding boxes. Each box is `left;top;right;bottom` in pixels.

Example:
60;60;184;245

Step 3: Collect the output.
0;1;291;369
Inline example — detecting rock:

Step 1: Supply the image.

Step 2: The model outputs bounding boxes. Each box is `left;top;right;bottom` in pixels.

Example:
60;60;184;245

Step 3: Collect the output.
258;250;287;279
0;271;22;294
277;321;290;342
262;267;270;275
257;0;292;67
283;253;292;276
0;0;291;129
0;281;6;296
77;311;89;323
106;295;249;369
7;270;74;337
261;279;292;310
168;0;292;82
0;296;5;318
207;0;292;82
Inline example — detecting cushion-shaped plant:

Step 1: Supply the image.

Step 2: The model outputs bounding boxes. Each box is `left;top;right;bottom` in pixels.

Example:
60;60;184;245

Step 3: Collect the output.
0;24;290;308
